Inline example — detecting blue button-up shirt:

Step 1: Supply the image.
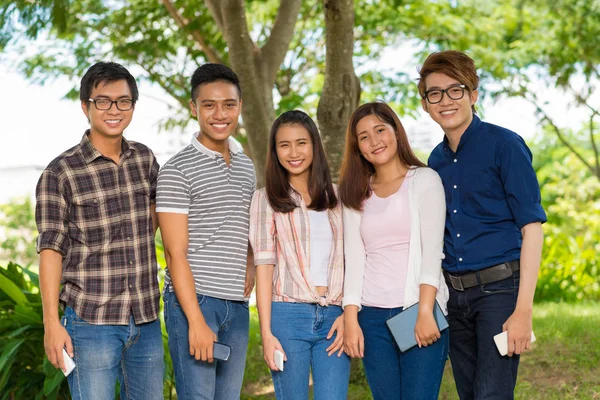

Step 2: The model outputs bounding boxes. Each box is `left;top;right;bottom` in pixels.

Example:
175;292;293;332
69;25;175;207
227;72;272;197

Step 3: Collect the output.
428;115;547;274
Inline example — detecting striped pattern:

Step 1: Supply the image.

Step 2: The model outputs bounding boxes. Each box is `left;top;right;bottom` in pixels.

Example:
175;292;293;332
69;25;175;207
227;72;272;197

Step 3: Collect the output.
35;132;160;325
156;136;255;301
249;187;344;306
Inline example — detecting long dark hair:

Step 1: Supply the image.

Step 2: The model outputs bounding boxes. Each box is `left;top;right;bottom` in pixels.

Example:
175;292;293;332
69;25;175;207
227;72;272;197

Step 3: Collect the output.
339;101;425;210
265;110;338;213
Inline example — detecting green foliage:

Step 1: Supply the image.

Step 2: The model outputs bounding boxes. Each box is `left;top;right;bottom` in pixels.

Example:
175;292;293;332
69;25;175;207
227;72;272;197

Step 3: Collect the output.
0;197;38;266
0;262;69;399
531;132;600;301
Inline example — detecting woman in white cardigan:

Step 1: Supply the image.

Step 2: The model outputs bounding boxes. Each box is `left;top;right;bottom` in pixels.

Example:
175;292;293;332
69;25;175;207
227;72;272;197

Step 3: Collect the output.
338;101;449;400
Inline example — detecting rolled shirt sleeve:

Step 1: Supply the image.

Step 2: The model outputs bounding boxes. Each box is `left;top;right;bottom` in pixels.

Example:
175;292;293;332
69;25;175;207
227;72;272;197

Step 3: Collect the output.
498;135;547;229
249;190;277;266
35;169;70;256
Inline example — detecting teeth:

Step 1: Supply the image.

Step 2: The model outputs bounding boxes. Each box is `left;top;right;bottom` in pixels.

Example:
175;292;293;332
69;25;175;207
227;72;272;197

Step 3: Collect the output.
212;124;227;129
289;160;303;166
372;147;386;154
441;111;456;115
105;120;120;123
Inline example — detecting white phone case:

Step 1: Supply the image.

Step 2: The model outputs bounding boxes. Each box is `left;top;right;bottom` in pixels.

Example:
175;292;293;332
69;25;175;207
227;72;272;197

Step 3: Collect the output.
274;349;284;371
493;330;536;356
62;348;76;376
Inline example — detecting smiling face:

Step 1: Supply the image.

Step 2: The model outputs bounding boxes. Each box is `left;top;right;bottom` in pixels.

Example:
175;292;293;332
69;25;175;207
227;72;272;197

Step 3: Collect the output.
81;79;134;139
275;123;314;181
190;81;242;150
421;72;478;137
355;114;399;168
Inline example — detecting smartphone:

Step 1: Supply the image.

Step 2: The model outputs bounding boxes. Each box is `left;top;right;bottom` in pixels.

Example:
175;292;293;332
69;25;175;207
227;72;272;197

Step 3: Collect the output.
62;348;76;376
213;342;231;362
493;330;536;356
274;349;284;371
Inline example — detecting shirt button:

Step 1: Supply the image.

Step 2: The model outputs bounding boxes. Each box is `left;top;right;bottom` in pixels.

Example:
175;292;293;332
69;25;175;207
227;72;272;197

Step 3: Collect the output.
127;236;132;240
453;209;457;213
93;199;98;204
129;260;133;265
454;159;457;163
128;284;133;289
459;258;463;262
457;233;461;237
453;185;457;189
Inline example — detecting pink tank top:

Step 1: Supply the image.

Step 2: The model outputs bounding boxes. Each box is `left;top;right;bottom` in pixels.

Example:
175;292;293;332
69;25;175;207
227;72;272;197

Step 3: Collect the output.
360;176;411;308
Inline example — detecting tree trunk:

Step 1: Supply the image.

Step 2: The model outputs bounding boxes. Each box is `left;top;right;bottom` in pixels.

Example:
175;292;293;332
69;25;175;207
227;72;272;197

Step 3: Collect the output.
205;0;302;187
317;0;360;182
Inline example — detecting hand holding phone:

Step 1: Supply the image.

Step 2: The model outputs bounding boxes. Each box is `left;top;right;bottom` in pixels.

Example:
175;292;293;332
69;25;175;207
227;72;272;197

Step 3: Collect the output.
493;330;536;356
274;349;284;371
62;348;76;376
213;342;231;362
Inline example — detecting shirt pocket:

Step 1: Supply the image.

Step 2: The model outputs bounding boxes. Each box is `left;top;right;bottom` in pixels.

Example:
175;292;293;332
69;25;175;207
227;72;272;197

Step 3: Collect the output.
69;196;120;251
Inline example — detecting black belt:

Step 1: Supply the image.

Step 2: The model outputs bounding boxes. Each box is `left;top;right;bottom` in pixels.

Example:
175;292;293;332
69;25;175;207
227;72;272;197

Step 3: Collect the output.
444;260;520;291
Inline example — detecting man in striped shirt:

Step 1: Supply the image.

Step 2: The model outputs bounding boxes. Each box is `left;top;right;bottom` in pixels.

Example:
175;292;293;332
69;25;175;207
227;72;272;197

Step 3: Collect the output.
157;64;256;399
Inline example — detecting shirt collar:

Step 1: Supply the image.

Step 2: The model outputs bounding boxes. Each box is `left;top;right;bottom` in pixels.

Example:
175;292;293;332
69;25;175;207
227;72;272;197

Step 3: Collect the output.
79;130;134;164
191;131;242;158
443;114;482;154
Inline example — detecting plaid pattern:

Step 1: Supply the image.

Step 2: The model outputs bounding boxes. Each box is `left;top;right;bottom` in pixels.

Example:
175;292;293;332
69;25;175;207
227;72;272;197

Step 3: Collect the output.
35;132;160;325
249;187;344;306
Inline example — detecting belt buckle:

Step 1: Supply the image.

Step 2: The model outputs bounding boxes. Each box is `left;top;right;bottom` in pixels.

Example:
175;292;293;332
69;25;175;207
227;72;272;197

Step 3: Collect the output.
450;275;464;291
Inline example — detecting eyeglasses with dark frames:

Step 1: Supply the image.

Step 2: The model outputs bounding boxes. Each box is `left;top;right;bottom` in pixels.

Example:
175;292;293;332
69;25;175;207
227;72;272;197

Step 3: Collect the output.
88;98;134;111
423;84;467;104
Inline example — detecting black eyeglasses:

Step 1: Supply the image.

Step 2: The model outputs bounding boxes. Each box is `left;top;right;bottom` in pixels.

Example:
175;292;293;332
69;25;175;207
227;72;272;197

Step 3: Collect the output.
423;84;466;104
88;98;134;111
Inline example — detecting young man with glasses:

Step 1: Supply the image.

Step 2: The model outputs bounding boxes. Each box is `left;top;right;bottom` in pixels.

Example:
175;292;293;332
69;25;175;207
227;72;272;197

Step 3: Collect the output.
156;63;256;399
419;50;546;399
35;61;163;399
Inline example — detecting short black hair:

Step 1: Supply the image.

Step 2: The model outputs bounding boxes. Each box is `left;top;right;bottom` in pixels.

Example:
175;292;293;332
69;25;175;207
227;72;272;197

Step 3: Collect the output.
190;63;241;101
80;62;139;103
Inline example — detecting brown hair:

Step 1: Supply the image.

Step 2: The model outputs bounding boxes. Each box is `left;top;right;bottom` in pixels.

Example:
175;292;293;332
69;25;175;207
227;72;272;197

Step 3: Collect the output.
418;50;479;114
265;110;337;213
339;101;425;210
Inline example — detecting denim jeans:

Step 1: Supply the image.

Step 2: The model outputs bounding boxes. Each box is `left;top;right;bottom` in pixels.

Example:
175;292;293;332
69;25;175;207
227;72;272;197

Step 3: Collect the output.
62;306;164;400
446;271;521;400
164;291;249;400
357;305;449;400
270;302;350;400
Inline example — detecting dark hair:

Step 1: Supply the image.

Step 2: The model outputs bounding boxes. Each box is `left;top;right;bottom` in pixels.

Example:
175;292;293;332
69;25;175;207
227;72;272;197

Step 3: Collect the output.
265;110;338;213
418;50;479;114
80;62;139;103
339;101;425;210
190;63;242;101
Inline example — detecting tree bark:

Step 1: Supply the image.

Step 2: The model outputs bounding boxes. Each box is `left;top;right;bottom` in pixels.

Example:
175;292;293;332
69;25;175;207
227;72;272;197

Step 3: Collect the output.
204;0;302;187
317;0;360;182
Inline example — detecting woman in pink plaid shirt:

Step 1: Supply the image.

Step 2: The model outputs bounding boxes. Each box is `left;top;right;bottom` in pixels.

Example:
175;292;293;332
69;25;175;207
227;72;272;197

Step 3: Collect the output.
249;110;350;399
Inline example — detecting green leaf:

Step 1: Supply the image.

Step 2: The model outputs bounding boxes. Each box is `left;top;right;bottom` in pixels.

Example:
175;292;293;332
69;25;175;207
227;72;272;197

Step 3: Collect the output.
13;305;43;325
0;273;28;305
0;338;25;372
43;368;65;396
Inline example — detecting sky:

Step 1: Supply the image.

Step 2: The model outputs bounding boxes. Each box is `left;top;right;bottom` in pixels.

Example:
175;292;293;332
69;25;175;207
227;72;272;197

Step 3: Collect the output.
0;44;595;202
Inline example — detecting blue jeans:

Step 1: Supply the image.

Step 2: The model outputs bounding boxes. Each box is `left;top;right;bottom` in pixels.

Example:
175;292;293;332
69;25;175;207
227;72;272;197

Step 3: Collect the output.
358;305;449;400
446;271;520;400
164;291;249;400
62;306;164;400
270;302;350;400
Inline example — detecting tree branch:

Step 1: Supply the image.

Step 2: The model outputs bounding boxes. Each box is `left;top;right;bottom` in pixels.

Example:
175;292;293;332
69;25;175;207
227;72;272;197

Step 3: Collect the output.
531;98;598;179
161;0;224;64
261;0;302;84
204;0;225;33
137;58;188;109
589;114;600;177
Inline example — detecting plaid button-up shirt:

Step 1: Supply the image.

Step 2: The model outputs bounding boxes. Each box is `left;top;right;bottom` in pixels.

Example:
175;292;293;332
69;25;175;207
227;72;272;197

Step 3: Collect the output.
35;132;160;325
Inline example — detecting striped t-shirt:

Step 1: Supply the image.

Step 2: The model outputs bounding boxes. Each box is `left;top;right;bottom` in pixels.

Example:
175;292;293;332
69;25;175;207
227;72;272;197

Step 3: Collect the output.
156;134;255;301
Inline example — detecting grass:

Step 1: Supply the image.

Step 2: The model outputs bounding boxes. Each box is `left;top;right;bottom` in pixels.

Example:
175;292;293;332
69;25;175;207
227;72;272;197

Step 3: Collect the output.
241;302;600;400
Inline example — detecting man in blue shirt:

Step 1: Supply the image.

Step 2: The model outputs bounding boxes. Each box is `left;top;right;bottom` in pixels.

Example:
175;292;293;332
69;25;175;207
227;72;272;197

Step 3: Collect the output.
419;50;546;399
